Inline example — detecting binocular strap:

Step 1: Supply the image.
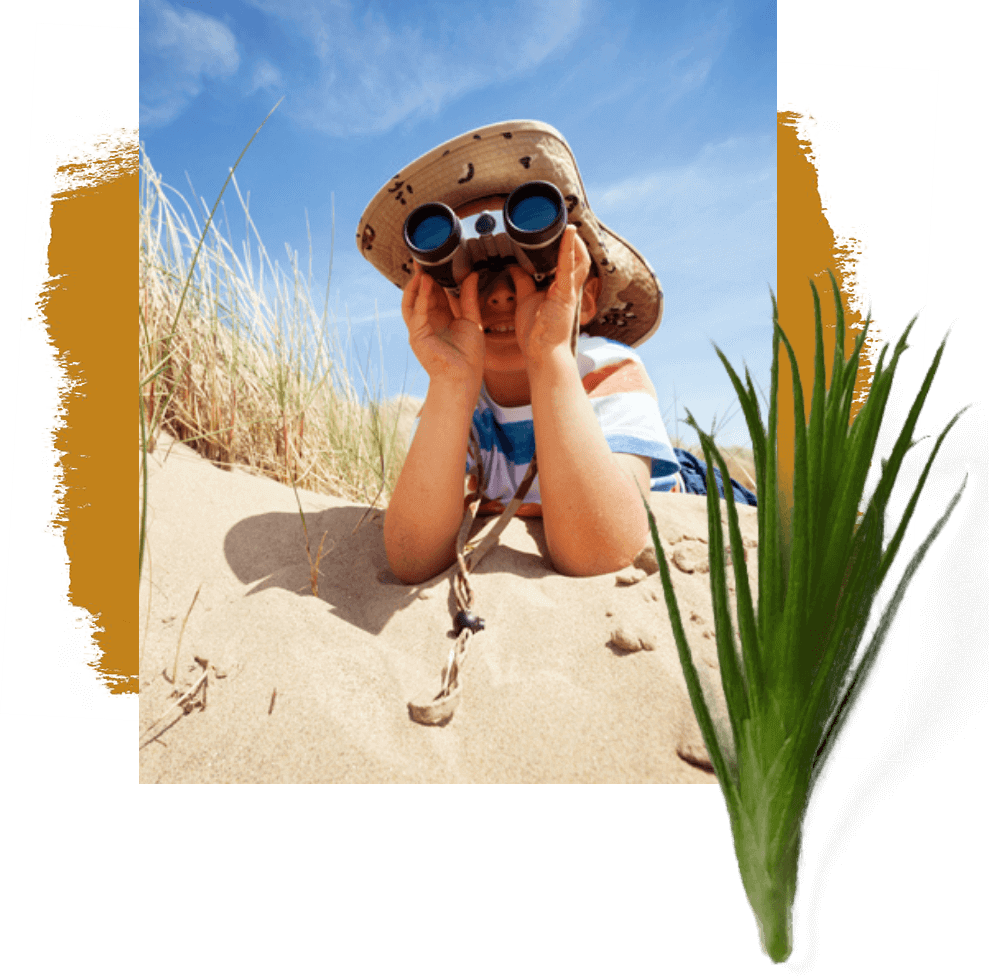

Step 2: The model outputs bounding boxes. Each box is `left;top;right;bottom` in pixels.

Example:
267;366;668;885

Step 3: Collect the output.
407;298;581;727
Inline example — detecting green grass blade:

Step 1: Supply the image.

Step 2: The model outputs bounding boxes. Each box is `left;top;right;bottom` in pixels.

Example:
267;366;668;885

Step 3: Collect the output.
797;502;885;751
685;418;753;733
779;306;864;703
820;278;852;459
759;311;784;638
809;475;967;793
698;429;763;694
800;296;882;684
774;324;814;691
865;332;948;533
879;406;969;583
644;496;740;795
743;366;768;475
713;344;767;485
811;269;866;527
816;351;897;586
805;282;827;551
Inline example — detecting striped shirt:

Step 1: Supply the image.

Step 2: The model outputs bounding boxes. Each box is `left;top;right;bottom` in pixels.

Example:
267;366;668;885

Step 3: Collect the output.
467;334;682;516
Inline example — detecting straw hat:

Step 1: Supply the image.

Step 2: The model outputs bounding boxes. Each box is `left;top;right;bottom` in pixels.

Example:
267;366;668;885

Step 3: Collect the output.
356;119;663;348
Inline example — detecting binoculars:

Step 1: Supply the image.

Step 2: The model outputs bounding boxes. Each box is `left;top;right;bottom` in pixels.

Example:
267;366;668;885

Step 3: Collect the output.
403;180;567;295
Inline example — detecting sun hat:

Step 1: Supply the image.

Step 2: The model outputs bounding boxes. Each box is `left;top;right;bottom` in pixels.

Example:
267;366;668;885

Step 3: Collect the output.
356;119;663;348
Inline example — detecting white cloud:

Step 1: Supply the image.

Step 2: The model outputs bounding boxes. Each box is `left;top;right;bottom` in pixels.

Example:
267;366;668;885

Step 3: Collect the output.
585;133;776;402
591;138;774;219
241;0;586;135
141;0;240;128
249;59;283;94
140;0;585;133
661;3;733;104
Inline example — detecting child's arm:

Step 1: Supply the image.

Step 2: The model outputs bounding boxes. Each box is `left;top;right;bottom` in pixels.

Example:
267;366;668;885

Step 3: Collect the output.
384;269;484;584
511;228;653;576
529;350;653;575
384;379;476;583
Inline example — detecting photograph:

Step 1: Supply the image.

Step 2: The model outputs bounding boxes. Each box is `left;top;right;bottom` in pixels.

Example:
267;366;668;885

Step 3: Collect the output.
135;0;775;786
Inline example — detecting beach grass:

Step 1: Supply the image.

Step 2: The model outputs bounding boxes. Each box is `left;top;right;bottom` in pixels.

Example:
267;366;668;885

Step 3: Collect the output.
137;121;758;594
139;144;416;581
646;275;966;961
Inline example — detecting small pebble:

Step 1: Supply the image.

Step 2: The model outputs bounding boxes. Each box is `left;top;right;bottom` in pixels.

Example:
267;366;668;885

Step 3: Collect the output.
615;567;647;586
672;541;710;574
610;625;657;652
632;545;660;575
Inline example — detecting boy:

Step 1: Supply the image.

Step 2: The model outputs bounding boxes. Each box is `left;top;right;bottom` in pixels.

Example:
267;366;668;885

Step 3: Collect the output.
357;120;683;584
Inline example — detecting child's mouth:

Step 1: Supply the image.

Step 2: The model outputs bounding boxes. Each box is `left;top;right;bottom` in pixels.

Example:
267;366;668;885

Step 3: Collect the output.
484;321;516;336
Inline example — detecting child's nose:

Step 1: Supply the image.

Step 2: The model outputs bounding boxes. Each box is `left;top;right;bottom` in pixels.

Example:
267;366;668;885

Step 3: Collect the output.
483;276;515;309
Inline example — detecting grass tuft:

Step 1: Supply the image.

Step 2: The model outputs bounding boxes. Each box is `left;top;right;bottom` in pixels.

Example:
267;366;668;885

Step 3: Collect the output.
645;272;967;962
139;143;418;582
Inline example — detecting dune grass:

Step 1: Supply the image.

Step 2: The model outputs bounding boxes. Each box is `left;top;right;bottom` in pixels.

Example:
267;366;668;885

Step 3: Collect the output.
646;275;966;961
139;142;417;583
137;118;759;601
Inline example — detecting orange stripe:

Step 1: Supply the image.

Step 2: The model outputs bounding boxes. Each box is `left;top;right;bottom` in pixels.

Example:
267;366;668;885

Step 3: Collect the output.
581;361;626;393
583;359;658;399
475;498;543;517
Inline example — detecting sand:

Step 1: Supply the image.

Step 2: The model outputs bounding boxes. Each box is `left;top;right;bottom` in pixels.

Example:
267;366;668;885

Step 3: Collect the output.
139;434;759;784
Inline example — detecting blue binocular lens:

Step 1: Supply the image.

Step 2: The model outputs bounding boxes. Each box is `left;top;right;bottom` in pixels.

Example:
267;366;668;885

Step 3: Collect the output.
403;202;461;259
507;193;560;233
408;212;455;251
503;181;567;277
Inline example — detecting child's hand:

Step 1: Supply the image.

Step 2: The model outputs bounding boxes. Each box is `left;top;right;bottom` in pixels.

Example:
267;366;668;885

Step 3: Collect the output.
508;226;591;369
402;266;485;394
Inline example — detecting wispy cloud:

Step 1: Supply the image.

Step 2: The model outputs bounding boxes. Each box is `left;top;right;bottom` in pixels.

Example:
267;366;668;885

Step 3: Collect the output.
241;0;587;135
140;0;587;134
248;59;283;95
587;134;776;344
660;6;733;107
591;137;774;230
140;0;240;128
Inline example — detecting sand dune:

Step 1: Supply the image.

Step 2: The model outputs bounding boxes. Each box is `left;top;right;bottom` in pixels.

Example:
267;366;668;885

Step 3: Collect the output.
139;435;758;784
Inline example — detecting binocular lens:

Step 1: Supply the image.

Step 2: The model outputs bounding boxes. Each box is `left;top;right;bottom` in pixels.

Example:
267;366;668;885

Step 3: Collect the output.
403;202;465;290
507;194;560;233
408;213;454;252
403;202;462;260
503;181;566;279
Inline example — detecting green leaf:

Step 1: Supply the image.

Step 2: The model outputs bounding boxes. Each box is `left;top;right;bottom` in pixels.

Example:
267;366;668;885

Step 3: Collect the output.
643;495;740;794
656;278;966;963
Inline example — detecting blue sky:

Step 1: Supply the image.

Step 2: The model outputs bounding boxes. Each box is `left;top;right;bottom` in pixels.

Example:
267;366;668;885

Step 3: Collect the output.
141;0;776;446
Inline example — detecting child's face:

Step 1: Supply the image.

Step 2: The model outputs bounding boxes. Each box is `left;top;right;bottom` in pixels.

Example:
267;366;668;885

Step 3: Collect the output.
453;197;527;376
450;197;600;392
477;266;527;375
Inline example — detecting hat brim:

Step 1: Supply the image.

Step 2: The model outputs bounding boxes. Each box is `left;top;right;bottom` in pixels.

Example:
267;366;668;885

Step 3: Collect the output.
356;120;662;348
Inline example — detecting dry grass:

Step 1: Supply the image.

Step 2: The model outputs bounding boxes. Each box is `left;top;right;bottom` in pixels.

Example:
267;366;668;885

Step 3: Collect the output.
139;147;413;513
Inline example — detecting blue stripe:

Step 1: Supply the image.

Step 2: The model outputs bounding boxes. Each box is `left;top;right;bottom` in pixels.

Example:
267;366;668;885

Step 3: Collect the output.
472;409;535;465
605;434;680;478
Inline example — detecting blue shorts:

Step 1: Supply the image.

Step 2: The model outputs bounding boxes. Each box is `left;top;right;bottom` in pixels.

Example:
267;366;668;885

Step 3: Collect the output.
671;448;757;506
